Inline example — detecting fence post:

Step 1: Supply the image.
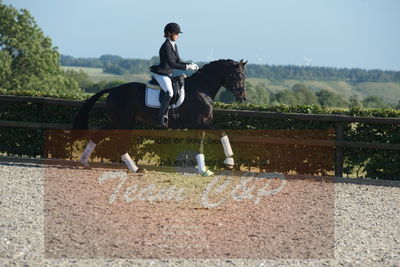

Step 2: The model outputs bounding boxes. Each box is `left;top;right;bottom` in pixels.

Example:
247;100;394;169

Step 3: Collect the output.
40;102;48;159
334;122;344;177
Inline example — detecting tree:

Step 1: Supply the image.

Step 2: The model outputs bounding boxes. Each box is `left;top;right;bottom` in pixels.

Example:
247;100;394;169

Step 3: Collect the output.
274;89;298;105
349;94;362;108
63;69;93;90
99;54;123;64
103;63;126;75
291;84;319;105
362;96;385;108
84;80;125;93
215;87;235;103
316;89;349;108
0;1;80;93
396;100;400;110
244;82;270;105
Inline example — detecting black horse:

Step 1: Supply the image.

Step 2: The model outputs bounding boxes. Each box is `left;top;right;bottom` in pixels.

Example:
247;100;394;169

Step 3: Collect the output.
72;59;247;175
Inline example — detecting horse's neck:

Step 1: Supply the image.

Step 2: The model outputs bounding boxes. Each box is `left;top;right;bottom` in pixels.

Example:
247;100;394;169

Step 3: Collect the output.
197;81;222;100
187;69;225;100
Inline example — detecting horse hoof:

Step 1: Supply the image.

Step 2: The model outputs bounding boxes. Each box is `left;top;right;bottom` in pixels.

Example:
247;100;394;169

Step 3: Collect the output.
200;169;214;177
82;164;92;169
223;164;234;170
136;167;147;174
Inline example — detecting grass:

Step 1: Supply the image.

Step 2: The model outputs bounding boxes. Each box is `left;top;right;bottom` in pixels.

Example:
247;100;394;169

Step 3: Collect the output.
62;66;400;104
61;66;150;83
247;77;400;104
353;82;400;104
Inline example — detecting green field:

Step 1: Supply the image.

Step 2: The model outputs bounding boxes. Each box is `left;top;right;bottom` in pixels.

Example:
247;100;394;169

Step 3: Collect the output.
62;66;150;83
63;66;400;104
247;78;400;104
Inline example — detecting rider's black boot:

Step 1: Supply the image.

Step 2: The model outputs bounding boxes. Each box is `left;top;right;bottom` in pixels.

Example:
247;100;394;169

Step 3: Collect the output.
155;94;172;128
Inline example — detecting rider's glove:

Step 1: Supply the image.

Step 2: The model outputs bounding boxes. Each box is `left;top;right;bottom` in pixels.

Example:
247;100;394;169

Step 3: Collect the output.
186;63;199;71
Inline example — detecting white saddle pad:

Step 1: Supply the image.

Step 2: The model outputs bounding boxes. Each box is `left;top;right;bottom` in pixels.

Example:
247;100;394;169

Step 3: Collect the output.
145;86;185;109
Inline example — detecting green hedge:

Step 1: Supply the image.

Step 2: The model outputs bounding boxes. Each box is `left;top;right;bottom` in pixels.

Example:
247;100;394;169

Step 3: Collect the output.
0;90;399;180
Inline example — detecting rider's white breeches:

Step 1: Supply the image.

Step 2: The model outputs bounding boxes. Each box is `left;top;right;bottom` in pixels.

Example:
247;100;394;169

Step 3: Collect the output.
153;74;174;98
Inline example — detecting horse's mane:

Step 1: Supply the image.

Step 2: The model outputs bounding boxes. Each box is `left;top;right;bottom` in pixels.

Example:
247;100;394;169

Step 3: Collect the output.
199;59;236;70
189;59;236;80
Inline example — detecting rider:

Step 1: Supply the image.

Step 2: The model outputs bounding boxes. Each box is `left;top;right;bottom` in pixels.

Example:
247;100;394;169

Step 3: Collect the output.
149;22;199;128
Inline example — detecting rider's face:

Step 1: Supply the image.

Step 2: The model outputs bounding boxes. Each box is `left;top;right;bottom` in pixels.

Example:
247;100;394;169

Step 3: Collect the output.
170;32;179;41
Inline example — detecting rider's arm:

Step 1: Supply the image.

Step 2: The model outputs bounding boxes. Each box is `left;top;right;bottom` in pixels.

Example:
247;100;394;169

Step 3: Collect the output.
174;44;198;71
165;42;187;70
175;45;189;65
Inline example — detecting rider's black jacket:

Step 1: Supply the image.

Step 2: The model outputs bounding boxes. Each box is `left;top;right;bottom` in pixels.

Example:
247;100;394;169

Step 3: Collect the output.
150;39;188;77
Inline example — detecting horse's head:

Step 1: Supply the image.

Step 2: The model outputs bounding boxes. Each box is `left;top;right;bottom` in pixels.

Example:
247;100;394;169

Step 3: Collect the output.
191;59;248;102
224;59;247;102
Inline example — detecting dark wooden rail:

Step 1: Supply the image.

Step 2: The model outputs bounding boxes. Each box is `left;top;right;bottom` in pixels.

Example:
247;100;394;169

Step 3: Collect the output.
1;94;400;177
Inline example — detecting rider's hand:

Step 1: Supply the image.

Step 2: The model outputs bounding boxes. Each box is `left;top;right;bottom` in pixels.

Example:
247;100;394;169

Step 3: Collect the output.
186;63;195;70
186;63;199;71
191;63;199;70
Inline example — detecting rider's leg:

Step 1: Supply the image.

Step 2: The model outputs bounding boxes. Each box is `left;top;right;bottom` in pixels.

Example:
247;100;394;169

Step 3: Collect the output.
153;74;173;128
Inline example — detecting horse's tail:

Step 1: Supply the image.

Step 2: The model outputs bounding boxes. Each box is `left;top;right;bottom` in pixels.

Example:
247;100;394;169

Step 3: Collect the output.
70;88;112;141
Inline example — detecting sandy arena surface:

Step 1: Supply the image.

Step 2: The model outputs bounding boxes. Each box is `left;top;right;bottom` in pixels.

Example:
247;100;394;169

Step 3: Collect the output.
0;160;399;266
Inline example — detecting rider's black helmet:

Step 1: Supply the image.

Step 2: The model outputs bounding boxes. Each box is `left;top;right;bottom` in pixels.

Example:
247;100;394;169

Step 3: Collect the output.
164;23;183;34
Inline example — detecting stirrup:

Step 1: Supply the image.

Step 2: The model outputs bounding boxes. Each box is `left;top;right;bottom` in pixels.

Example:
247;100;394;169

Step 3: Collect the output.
156;115;168;128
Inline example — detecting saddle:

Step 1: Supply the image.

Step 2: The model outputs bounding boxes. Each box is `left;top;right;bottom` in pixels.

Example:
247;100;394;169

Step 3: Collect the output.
145;74;186;109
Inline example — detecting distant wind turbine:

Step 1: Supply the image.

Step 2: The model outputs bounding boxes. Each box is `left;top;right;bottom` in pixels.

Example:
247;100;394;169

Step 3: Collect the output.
303;56;312;66
255;54;263;65
206;49;214;62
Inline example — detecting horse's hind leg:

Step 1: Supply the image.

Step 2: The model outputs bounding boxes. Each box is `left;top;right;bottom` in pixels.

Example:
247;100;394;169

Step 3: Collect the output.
80;140;96;167
113;111;145;173
116;129;139;173
80;124;113;167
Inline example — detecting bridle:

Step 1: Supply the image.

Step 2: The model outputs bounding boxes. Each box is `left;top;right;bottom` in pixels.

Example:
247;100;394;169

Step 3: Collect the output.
225;68;246;91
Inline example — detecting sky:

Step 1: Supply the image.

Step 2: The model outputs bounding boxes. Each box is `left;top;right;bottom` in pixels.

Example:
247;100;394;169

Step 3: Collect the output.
4;0;400;70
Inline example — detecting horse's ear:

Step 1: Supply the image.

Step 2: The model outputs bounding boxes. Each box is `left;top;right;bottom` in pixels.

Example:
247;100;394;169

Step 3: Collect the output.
239;59;248;66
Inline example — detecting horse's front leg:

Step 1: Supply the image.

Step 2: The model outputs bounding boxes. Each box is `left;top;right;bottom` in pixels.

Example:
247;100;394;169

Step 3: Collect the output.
220;131;234;170
195;131;214;177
